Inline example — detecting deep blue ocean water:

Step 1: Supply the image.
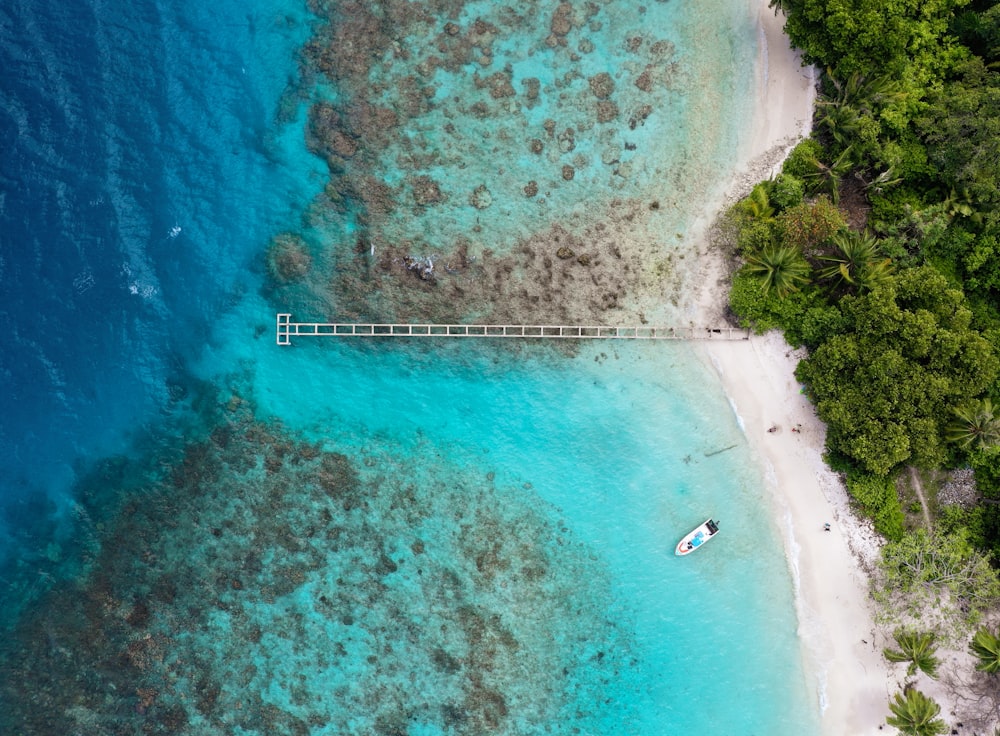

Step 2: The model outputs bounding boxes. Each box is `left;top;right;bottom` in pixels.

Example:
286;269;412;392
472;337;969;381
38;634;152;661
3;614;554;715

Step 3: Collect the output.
0;0;322;561
0;0;821;732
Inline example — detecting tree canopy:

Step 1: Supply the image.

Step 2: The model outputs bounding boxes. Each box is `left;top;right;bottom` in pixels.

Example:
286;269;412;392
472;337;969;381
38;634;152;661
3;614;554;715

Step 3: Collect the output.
796;266;998;475
777;0;971;83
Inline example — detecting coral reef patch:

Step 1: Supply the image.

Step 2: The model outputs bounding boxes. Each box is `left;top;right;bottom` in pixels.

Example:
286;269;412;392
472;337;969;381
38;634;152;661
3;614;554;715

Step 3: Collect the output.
0;405;639;734
290;0;724;324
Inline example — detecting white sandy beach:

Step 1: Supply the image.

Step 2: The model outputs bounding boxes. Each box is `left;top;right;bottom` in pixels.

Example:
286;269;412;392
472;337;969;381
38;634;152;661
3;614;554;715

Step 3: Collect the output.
696;4;895;734
701;334;891;735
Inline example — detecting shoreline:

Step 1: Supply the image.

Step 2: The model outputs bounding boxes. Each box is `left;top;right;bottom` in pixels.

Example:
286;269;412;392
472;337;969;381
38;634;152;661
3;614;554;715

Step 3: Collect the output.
700;334;890;735
696;5;893;734
685;0;816;325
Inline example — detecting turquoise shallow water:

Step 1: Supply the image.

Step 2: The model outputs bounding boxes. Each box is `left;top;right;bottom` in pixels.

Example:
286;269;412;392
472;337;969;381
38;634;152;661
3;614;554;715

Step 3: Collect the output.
0;0;820;732
222;326;822;733
187;307;822;733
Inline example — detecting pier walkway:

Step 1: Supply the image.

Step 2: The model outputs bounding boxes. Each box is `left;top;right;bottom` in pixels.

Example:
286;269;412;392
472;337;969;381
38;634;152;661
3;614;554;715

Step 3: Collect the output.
276;314;749;345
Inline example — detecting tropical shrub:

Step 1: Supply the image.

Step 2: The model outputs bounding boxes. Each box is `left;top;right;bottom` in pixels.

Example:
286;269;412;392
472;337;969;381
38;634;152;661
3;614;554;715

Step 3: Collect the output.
782;138;826;181
846;472;905;540
879;528;1000;620
970;626;1000;674
770;173;806;210
776;196;846;252
885;687;948;736
884;629;940;679
796;266;999;475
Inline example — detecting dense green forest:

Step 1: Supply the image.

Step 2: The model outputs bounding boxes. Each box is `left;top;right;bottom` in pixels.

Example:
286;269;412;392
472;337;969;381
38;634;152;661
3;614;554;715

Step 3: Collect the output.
730;0;1000;621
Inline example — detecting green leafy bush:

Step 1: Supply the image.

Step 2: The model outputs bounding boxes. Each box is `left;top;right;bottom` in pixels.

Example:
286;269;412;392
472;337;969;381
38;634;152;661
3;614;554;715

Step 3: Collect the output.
846;472;906;540
770;173;806;210
879;528;1000;620
729;269;813;338
782;139;826;181
776;196;847;252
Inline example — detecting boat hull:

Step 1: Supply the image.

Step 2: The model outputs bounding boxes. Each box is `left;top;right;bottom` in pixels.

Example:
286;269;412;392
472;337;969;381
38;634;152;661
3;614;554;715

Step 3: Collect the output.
675;518;719;556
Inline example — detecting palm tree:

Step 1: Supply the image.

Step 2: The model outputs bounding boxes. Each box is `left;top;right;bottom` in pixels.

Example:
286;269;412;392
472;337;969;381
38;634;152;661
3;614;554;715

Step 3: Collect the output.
815;98;860;147
970;626;1000;673
946;399;1000;451
745;244;811;297
799;146;855;203
824;70;901;112
883;629;940;679
885;688;948;736
742;183;775;220
940;187;983;224
815;71;901;151
818;230;893;292
858;166;903;195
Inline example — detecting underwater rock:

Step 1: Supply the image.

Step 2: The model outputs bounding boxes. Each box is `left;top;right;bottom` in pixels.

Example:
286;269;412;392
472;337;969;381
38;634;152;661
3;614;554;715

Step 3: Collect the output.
403;255;436;280
410;175;444;206
561;165;575;181
470;184;493;209
549;3;574;37
601;145;622;165
473;69;517;100
0;409;641;735
523;181;538;197
529;138;543;154
587;72;614;99
521;77;540;101
557;128;575;153
414;54;443;77
306;101;341;155
635;65;654;92
651;39;676;58
626;36;643;53
330;130;358;158
629;104;654;130
577;253;592;266
266;233;312;284
471;17;498;40
444;21;460;36
596;100;618;123
345;102;399;145
556;246;575;259
354;175;396;216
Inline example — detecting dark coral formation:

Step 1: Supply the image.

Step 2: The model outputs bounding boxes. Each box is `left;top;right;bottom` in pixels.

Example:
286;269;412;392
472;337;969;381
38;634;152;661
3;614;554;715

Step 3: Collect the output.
266;233;312;284
290;0;685;326
320;200;675;326
0;407;637;734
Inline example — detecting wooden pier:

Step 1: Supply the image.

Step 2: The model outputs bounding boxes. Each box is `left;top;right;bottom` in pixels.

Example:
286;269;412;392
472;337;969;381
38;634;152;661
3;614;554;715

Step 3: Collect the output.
276;314;749;346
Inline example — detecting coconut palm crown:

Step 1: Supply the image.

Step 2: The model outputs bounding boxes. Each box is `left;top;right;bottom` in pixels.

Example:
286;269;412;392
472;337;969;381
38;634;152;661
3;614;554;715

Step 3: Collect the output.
818;230;893;292
883;629;940;679
885;688;948;736
970;626;1000;674
946;399;1000;451
745;244;811;297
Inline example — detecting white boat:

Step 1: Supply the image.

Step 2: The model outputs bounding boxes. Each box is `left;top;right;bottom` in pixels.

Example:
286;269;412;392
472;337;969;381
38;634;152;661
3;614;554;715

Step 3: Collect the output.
675;518;719;556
